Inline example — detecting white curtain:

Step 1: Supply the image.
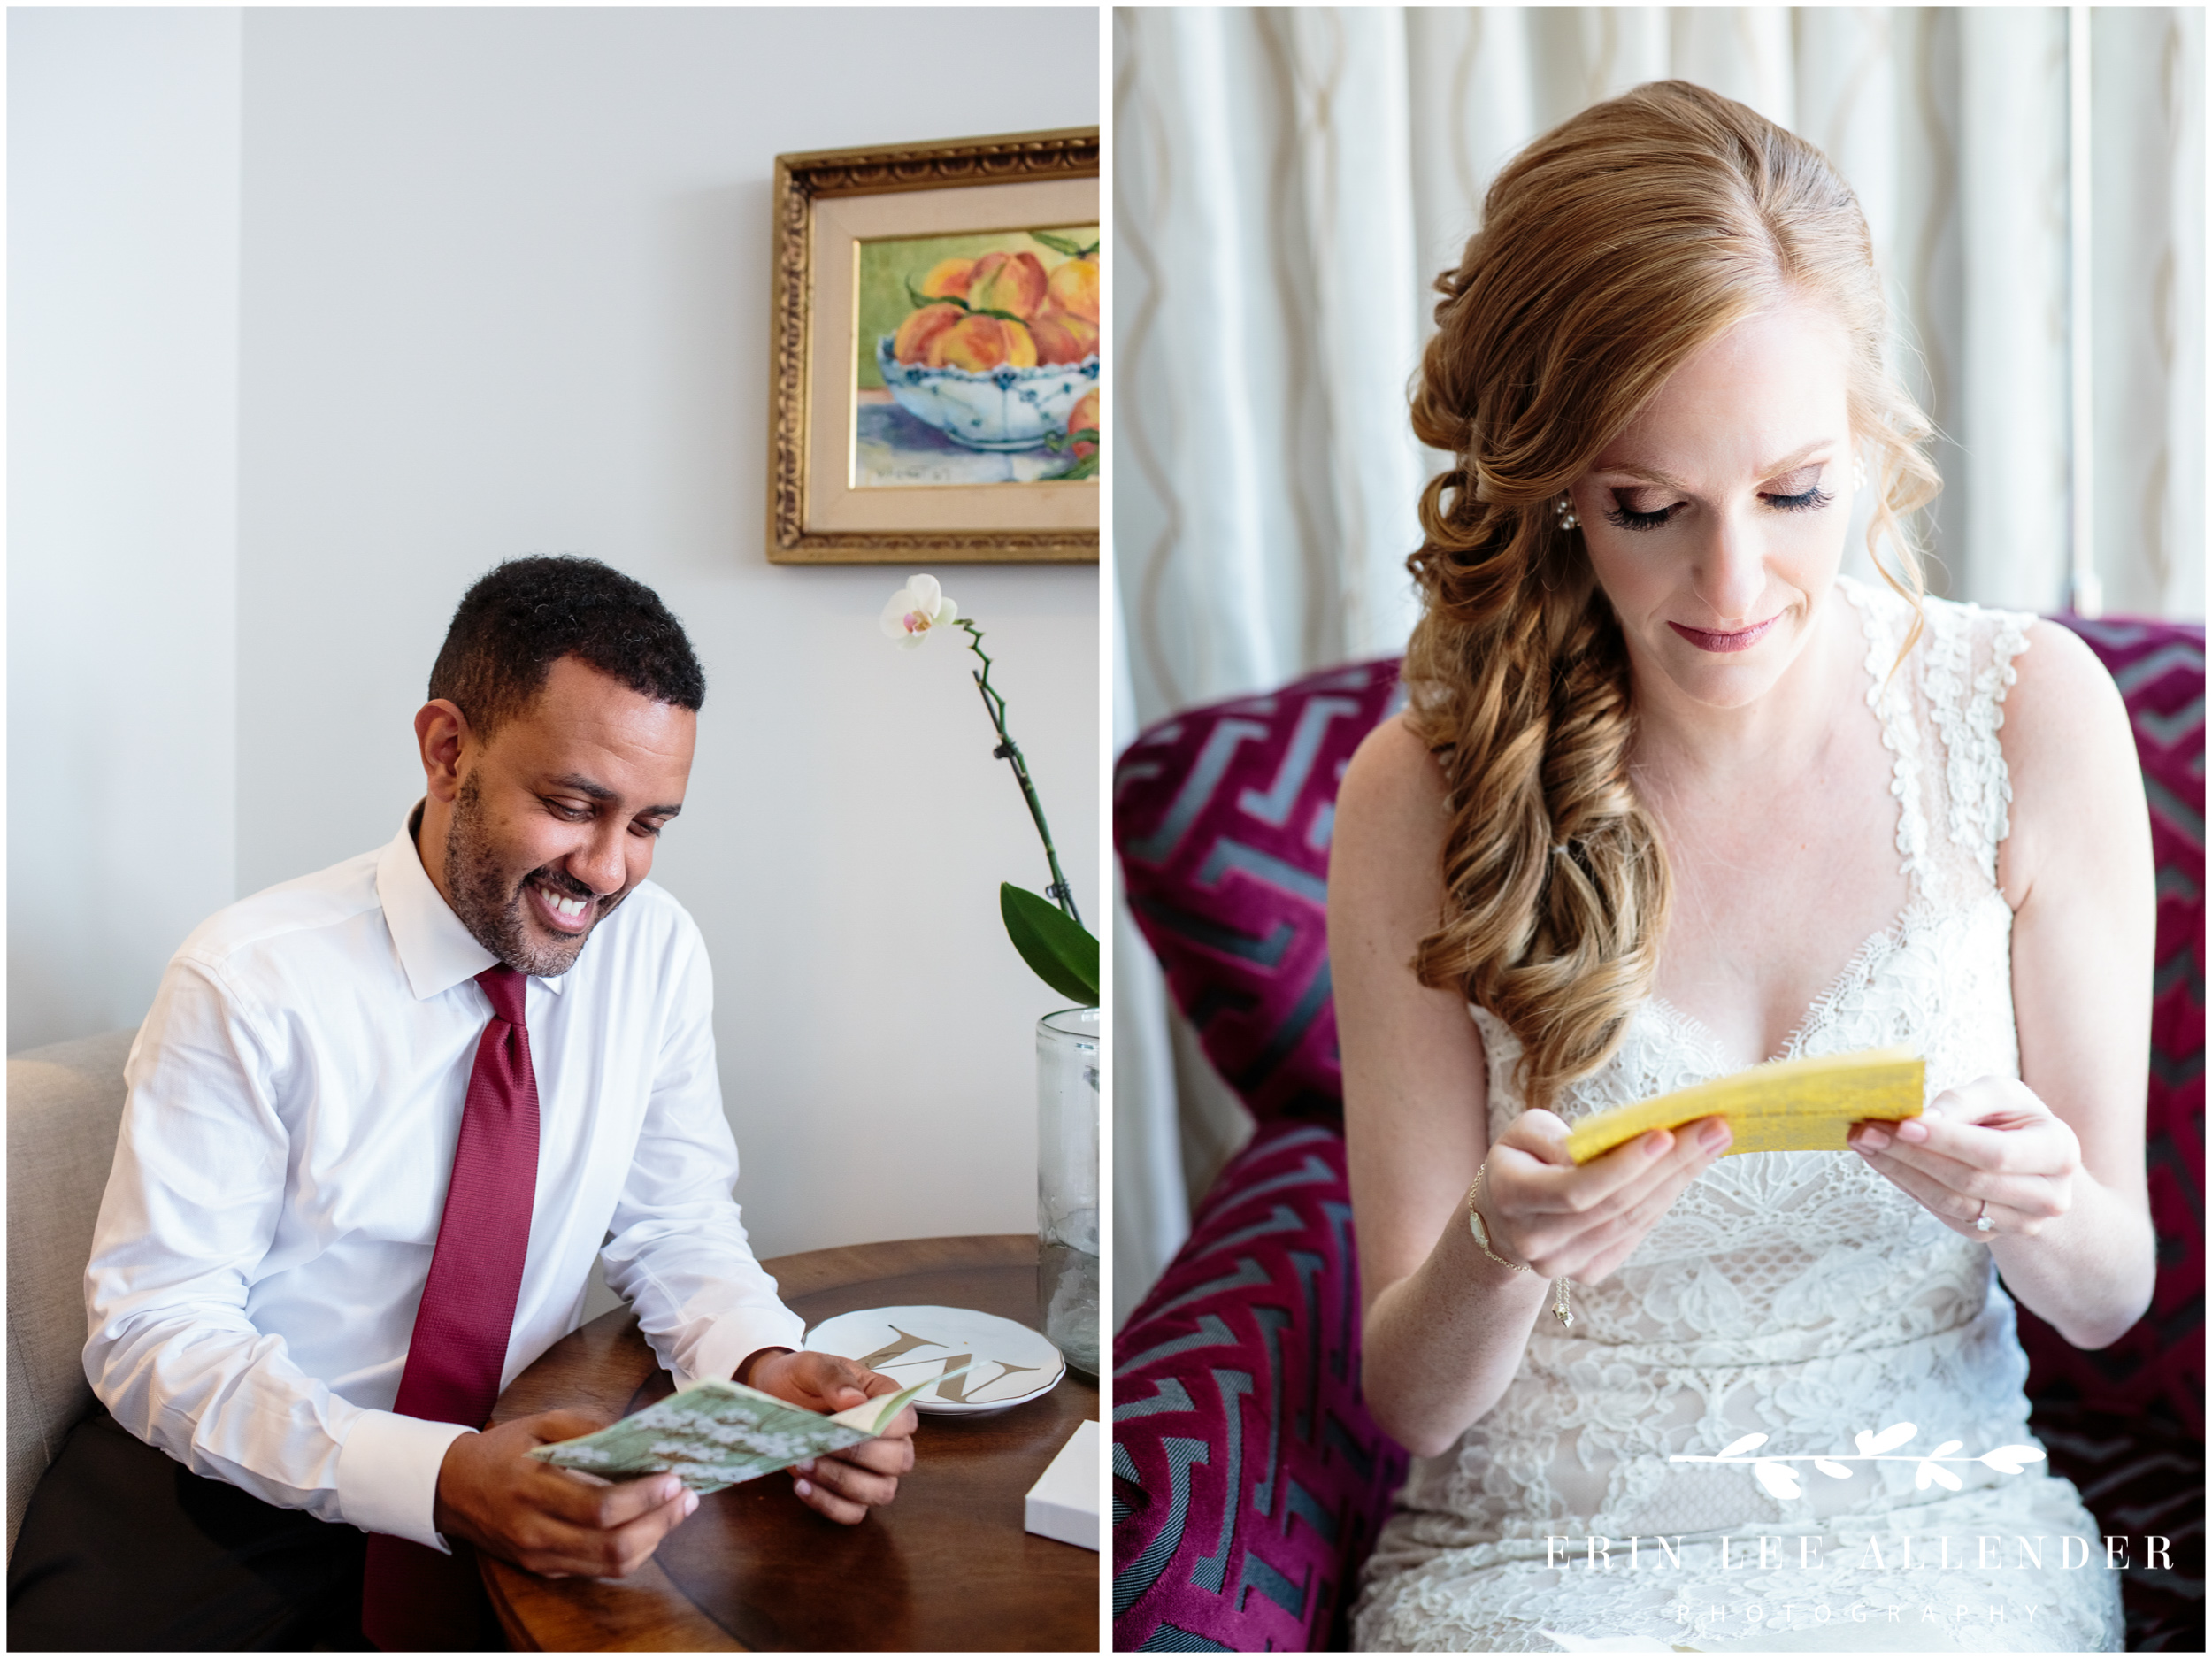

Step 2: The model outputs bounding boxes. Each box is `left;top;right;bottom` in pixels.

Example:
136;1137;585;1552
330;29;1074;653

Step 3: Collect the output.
1111;6;2206;1323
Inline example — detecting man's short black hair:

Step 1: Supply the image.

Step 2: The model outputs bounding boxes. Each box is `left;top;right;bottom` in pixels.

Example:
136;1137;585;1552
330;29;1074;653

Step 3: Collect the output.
429;556;705;740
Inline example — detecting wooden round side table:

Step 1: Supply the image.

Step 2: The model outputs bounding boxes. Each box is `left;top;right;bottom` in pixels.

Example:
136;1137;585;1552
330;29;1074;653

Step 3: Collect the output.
480;1233;1099;1651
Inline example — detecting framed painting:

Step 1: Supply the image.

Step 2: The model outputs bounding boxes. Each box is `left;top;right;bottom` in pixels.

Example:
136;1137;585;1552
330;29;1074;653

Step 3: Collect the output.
767;127;1099;565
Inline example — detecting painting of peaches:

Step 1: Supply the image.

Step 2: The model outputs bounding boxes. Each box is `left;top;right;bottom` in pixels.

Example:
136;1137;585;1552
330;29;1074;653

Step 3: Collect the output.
855;226;1100;488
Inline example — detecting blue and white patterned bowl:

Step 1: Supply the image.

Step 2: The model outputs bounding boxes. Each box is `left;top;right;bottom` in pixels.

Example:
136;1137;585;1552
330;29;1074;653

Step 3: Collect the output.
874;334;1099;452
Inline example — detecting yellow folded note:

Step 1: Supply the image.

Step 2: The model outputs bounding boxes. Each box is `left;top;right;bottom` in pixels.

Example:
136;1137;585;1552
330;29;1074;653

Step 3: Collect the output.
1564;1046;1925;1164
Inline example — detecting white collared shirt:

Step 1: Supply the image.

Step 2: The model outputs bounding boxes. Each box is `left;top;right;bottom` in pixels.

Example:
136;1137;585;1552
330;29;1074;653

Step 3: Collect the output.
83;810;806;1549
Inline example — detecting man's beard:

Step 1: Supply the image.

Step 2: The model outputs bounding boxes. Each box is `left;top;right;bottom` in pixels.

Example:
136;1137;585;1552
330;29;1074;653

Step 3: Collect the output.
444;773;608;977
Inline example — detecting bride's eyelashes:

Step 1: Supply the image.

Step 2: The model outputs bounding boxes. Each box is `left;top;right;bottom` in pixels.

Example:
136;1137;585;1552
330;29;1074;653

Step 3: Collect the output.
1764;484;1834;514
1596;478;1836;532
1602;495;1678;532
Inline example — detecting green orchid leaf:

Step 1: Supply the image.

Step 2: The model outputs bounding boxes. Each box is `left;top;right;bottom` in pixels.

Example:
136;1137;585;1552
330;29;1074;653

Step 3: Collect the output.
1001;883;1099;1006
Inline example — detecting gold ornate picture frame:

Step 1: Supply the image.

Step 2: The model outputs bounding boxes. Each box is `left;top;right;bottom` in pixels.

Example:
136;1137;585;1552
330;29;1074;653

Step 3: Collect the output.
767;127;1100;565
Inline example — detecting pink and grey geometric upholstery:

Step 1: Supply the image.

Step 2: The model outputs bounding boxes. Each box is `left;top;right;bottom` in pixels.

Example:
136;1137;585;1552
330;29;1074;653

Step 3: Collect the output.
1114;625;2204;1653
1111;1124;1402;1650
1116;660;1402;1130
1113;659;1402;1650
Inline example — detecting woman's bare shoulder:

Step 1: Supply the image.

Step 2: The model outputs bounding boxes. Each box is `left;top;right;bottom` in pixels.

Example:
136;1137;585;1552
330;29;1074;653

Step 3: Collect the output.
1332;712;1454;921
2001;619;2136;793
1339;712;1451;826
1998;618;2146;907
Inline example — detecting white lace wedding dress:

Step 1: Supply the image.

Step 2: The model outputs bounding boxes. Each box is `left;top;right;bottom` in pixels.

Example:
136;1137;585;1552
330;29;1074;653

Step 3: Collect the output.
1352;579;2124;1653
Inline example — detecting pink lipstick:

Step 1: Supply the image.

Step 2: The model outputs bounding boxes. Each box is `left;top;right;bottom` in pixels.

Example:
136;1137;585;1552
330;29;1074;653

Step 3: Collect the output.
1669;616;1778;654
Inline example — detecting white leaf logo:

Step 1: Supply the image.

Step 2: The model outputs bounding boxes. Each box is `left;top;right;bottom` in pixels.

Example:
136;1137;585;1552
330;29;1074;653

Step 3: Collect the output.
1915;1460;1963;1491
1855;1422;1917;1455
1676;1420;2040;1498
1753;1459;1802;1499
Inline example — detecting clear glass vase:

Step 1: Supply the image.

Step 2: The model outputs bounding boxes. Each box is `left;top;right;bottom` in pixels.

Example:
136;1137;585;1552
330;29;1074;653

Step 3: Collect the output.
1036;1006;1100;1376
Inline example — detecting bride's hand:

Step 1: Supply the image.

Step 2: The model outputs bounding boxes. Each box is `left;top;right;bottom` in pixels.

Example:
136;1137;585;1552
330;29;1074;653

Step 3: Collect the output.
1847;1078;2078;1239
1479;1109;1732;1286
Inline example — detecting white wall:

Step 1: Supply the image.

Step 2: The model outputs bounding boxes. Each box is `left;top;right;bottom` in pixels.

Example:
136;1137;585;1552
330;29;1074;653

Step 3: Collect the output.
9;7;242;1051
14;7;1101;1268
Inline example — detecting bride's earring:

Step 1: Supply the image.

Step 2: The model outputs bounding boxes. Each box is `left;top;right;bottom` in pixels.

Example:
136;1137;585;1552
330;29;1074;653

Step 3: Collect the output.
1854;453;1869;493
1555;494;1579;532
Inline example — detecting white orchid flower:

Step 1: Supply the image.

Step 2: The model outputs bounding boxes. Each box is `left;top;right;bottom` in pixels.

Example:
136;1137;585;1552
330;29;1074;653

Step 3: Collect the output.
880;574;959;649
864;573;1094;1003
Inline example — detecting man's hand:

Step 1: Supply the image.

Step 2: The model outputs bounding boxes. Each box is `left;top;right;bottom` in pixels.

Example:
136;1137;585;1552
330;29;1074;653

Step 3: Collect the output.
741;1348;918;1524
433;1410;696;1579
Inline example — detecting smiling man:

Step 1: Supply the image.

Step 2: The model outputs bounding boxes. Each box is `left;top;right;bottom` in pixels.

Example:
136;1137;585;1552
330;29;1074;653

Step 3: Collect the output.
9;557;914;1651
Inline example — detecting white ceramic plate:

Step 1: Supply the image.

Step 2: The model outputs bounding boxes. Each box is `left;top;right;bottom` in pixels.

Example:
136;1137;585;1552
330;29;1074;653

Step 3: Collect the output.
805;1305;1065;1416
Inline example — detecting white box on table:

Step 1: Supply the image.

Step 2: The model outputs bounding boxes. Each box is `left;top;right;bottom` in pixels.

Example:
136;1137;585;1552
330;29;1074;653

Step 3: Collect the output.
1023;1418;1100;1550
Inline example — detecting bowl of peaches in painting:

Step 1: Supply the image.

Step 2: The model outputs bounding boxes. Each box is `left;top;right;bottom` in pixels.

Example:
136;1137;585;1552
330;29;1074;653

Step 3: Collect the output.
857;225;1099;485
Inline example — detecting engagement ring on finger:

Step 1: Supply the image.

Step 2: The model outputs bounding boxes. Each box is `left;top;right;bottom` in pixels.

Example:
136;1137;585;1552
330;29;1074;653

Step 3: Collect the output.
1975;1200;1993;1233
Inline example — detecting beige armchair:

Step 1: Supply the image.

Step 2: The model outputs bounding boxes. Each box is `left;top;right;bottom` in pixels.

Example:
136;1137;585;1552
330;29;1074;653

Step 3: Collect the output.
6;1030;136;1556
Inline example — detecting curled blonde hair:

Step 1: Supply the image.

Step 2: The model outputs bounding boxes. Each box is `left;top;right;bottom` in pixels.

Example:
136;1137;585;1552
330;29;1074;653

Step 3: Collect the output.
1405;81;1940;1111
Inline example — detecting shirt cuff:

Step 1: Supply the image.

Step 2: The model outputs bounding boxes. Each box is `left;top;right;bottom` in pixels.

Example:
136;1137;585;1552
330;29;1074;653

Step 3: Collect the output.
335;1409;475;1550
678;1306;810;1391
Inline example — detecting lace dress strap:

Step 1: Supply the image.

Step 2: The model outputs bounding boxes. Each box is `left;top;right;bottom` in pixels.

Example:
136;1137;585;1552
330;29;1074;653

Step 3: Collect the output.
1921;595;2034;885
1841;576;1933;893
1839;576;2033;907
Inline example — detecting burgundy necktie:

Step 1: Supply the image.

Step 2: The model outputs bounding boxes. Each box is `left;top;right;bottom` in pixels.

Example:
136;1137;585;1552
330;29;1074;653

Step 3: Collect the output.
363;964;541;1651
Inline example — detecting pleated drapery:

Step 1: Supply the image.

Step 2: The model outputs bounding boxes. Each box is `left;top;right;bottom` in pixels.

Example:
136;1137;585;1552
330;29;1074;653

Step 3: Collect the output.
1112;6;2205;1322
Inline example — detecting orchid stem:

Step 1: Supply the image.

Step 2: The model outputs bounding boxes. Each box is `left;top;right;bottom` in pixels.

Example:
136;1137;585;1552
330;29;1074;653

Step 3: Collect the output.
957;619;1083;930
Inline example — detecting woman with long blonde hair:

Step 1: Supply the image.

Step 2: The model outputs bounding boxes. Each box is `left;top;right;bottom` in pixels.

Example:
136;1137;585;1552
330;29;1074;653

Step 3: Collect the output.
1331;81;2150;1651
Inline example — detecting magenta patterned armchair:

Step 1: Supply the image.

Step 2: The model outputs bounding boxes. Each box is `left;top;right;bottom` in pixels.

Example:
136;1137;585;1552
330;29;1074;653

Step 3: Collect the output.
1112;622;2202;1652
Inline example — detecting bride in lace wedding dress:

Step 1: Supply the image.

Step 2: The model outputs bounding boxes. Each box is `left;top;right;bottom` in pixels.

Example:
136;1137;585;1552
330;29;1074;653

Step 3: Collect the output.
1330;85;2154;1654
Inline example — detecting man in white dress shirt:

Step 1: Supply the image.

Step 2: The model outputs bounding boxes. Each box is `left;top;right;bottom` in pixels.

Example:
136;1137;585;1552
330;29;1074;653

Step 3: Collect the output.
8;557;915;1649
